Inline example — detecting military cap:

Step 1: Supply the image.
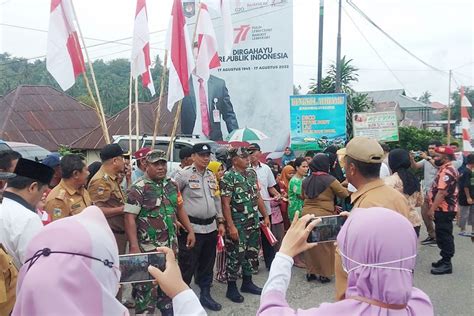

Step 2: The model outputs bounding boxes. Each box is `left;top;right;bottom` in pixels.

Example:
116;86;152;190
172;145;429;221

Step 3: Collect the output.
133;147;151;160
229;147;250;158
435;146;455;155
146;150;167;163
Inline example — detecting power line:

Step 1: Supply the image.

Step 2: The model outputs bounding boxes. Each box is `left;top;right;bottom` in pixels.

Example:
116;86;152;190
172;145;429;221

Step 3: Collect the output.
346;0;446;74
342;5;413;96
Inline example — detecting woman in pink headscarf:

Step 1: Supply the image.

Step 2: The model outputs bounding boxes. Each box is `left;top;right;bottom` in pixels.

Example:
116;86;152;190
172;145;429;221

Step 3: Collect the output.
12;206;128;315
257;208;434;316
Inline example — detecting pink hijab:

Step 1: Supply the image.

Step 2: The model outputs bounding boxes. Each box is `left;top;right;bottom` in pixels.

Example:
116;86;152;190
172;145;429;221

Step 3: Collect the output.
13;206;128;316
259;207;433;315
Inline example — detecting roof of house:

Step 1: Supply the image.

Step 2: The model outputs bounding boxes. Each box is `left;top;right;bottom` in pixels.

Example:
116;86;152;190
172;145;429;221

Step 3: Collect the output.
430;101;447;110
0;85;101;151
70;96;177;150
361;89;430;110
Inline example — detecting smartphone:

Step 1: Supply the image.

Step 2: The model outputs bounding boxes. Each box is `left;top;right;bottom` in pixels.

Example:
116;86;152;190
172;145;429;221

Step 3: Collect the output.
306;215;346;243
119;252;166;284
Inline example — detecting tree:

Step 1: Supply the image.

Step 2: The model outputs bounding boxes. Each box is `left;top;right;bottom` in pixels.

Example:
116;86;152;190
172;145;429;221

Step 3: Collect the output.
389;126;445;152
416;91;432;104
308;56;373;137
443;86;474;120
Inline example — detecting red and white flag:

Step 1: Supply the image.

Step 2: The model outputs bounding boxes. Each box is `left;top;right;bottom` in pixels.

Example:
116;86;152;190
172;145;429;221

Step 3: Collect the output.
195;2;221;80
202;0;234;56
166;0;195;110
46;0;85;91
131;0;155;96
461;87;473;153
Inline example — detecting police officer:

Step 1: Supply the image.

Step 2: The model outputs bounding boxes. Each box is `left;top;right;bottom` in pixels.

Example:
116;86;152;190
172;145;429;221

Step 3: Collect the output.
88;144;127;254
44;154;91;221
174;143;225;311
220;147;270;303
124;150;195;315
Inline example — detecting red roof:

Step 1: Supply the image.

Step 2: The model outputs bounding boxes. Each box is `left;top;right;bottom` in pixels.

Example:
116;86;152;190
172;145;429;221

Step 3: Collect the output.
430;101;447;110
0;85;101;151
70;96;178;150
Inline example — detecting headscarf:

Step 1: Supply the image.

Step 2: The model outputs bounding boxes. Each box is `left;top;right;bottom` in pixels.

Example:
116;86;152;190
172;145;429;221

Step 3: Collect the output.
388;149;420;196
302;153;336;199
332;207;433;315
324;146;345;182
13;206;128;316
280;165;295;190
208;161;223;179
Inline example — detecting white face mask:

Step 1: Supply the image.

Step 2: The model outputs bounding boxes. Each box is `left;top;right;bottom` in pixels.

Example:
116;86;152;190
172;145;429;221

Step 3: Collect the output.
338;249;416;274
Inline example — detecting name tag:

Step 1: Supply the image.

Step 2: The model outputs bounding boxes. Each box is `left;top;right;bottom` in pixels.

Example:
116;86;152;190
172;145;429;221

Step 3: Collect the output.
213;109;221;123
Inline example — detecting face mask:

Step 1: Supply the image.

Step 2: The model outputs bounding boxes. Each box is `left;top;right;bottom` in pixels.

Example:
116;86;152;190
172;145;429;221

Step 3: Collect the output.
434;159;444;167
338;248;416;274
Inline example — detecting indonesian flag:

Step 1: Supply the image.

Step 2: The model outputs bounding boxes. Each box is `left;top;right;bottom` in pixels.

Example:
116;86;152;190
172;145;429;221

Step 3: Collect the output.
131;0;155;96
166;0;194;110
46;0;85;91
202;0;234;56
195;2;221;81
461;87;474;152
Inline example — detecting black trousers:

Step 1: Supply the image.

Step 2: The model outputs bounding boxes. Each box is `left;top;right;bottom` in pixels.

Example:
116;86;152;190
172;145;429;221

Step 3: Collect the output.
178;230;217;288
434;211;456;262
260;225;276;269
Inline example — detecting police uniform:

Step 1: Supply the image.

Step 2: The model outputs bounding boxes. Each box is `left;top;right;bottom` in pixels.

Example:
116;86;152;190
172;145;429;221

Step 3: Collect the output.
44;179;92;221
174;143;224;311
124;150;181;314
220;166;260;282
88;166;127;254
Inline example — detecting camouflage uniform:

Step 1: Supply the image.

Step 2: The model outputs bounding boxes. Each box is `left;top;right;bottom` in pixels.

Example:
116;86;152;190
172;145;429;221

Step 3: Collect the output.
125;176;181;314
220;167;260;282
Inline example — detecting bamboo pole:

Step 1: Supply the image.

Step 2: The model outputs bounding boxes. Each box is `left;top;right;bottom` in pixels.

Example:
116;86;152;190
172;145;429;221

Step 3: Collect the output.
128;72;133;154
167;100;183;160
151;50;168;149
135;78;140;152
70;1;110;144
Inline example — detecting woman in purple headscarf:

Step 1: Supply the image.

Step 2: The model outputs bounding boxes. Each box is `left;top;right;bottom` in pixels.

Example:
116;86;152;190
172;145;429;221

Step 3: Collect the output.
257;208;433;316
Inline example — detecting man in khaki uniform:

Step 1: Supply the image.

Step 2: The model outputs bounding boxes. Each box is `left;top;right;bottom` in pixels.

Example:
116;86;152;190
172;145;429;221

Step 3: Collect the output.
44;154;91;221
0;244;17;315
88;144;127;254
335;136;411;301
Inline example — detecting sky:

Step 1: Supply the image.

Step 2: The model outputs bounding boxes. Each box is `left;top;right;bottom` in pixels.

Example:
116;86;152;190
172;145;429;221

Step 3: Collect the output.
1;0;473;103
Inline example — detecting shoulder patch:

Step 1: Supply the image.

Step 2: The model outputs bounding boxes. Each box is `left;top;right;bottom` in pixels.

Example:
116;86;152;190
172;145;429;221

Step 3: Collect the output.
55;189;66;200
97;187;105;195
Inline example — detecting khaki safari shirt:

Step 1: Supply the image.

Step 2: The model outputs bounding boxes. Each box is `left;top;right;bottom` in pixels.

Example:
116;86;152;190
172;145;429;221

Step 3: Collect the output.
88;166;126;233
44;179;92;221
335;179;411;301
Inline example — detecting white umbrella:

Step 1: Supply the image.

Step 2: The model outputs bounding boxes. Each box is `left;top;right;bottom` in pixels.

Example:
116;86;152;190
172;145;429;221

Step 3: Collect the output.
226;127;269;142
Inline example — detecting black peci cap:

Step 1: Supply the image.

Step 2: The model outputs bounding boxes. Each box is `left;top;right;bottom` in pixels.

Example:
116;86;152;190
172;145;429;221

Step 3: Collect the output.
179;147;194;160
14;158;54;185
100;144;125;161
248;143;261;152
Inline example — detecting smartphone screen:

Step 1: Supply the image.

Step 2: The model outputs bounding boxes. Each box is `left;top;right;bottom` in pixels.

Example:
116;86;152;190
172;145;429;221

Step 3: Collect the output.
306;215;346;243
119;252;166;284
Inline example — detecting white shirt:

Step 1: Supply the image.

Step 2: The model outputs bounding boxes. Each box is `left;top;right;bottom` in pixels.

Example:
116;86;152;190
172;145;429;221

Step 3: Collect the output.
0;195;43;268
252;162;277;216
192;75;210;139
173;289;206;316
379;162;391;179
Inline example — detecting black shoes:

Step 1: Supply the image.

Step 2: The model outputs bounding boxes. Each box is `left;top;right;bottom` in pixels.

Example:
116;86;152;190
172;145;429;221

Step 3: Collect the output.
306;274;317;282
200;287;222;311
430;261;452;275
421;236;437;245
240;275;262;295
319;276;331;283
431;259;443;268
226;281;244;303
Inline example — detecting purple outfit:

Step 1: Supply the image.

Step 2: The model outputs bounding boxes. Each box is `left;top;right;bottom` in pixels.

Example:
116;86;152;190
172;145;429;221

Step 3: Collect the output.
258;207;433;316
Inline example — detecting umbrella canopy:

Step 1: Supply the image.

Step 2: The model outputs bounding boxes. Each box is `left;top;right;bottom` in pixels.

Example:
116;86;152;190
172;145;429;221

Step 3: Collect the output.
226;127;269;142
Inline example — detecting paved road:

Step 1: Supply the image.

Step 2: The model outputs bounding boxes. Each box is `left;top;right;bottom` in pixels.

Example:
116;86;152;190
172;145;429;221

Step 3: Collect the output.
189;225;473;316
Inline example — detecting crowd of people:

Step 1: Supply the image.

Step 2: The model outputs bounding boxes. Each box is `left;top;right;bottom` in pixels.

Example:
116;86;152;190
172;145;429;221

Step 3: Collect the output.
0;135;471;315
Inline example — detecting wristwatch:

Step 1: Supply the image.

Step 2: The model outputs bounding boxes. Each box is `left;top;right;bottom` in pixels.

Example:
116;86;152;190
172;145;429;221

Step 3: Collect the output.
217;218;225;225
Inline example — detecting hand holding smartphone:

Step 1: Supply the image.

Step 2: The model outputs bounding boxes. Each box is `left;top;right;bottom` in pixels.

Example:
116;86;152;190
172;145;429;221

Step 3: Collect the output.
306;215;346;243
119;252;166;284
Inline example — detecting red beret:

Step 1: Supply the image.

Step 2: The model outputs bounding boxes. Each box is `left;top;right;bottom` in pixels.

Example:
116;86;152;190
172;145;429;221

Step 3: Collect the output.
133;147;151;159
435;146;455;155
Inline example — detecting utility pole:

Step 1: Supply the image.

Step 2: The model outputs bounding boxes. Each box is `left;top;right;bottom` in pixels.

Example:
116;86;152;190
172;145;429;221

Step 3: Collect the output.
447;69;452;145
317;0;324;93
335;0;342;93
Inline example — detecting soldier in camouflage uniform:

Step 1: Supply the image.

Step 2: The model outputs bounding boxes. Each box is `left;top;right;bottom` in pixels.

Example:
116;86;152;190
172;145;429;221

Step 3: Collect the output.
220;147;270;303
124;150;195;316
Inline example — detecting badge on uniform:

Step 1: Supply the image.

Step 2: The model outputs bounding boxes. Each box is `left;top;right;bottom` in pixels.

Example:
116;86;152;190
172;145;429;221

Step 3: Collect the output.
97;187;105;195
53;208;62;219
155;198;162;207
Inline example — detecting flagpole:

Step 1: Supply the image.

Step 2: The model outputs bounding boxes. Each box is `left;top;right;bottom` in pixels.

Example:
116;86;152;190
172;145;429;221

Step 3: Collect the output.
135;78;140;152
128;71;133;154
70;0;110;144
151;50;168;149
447;69;452;145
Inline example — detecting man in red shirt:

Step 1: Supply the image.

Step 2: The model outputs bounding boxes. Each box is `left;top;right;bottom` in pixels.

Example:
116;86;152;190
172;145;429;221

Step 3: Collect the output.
428;146;459;275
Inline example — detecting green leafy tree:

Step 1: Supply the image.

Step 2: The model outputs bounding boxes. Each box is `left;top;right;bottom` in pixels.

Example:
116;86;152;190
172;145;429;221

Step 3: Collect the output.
389;126;445;152
442;86;474;120
416;91;432;104
308;56;373;137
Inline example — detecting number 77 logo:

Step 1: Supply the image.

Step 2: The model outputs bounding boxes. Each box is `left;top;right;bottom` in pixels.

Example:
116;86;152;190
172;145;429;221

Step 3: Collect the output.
234;25;251;44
